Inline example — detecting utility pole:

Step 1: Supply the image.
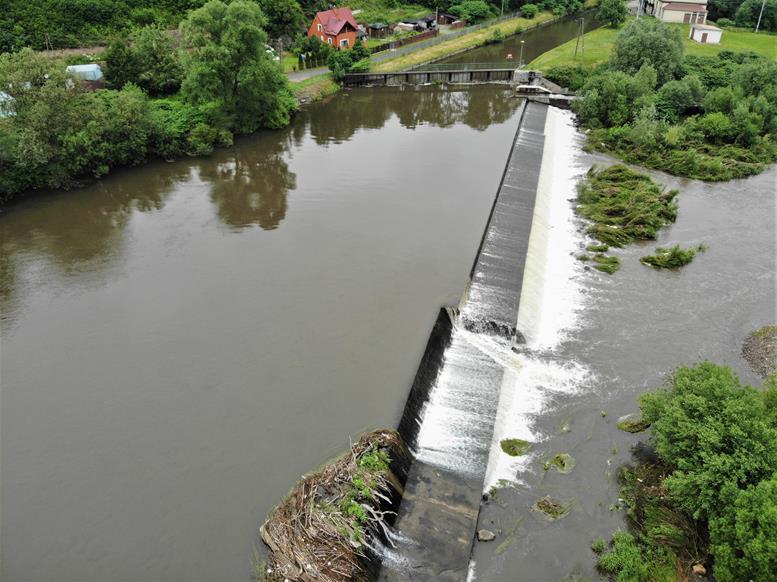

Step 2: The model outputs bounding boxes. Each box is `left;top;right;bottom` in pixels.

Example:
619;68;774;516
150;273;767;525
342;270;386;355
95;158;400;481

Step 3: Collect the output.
574;18;584;59
755;0;767;32
637;0;643;19
519;39;525;68
501;0;505;17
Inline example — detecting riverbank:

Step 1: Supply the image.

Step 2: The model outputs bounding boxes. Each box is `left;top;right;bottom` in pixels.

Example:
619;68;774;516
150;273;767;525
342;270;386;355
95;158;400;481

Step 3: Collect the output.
529;22;777;70
372;11;560;73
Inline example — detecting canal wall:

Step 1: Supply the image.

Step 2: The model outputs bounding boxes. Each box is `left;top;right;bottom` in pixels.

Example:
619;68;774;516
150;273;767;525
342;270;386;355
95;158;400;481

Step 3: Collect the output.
379;100;552;580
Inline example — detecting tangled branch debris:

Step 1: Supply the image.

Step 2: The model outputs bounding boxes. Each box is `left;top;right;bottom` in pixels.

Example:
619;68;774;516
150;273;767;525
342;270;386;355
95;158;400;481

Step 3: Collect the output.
259;430;406;582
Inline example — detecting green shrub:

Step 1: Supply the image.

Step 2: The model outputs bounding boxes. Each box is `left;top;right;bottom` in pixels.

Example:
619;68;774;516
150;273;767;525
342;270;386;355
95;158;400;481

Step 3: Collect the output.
521;3;539;18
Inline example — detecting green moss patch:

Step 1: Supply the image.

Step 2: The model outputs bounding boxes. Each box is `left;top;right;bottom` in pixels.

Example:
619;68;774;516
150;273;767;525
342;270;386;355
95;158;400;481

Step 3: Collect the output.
500;438;532;456
592;254;621;274
640;244;706;269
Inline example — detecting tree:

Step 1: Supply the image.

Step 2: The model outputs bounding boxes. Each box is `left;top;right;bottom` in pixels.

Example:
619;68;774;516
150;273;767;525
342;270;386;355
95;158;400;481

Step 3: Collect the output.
521;3;539;18
610;18;684;85
105;25;183;96
450;0;496;23
180;0;297;133
597;0;627;27
327;40;370;82
257;0;305;41
709;474;777;582
736;0;777;31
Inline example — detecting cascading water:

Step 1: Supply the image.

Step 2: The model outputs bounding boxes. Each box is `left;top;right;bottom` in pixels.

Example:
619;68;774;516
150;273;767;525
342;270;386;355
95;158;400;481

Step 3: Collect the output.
379;103;592;580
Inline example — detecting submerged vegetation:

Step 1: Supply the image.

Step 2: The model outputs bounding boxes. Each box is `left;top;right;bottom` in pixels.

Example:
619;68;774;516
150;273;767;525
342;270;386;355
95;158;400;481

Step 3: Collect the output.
597;363;777;581
544;452;576;473
640;244;706;269
260;430;405;582
533;495;570;519
577;165;679;248
576;164;678;274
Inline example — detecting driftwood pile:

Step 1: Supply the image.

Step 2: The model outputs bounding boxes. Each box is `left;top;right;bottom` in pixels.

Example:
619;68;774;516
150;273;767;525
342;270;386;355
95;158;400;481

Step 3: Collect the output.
259;430;405;582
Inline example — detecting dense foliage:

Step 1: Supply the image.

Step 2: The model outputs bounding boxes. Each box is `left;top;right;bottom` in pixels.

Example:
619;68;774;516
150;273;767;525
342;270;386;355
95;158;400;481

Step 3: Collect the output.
709;0;777;30
597;0;627;28
640;244;705;269
597;364;777;581
327;41;371;81
573;18;777;181
0;0;296;200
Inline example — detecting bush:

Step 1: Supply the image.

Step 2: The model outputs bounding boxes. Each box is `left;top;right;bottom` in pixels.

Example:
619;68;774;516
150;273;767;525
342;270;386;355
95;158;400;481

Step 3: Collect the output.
610;18;685;85
484;28;505;45
597;0;627;28
450;0;496;23
716;17;735;27
521;3;539;18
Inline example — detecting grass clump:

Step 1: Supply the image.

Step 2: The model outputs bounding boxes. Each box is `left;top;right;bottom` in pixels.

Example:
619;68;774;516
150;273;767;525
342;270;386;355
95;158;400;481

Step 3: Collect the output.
544;453;576;473
500;438;532;456
533;495;570;520
591;537;608;553
586;243;610;253
592;254;621;274
640;244;706;269
577;165;679;248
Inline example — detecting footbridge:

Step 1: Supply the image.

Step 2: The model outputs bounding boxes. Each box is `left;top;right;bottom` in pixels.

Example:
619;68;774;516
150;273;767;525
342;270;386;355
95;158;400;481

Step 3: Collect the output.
341;64;575;105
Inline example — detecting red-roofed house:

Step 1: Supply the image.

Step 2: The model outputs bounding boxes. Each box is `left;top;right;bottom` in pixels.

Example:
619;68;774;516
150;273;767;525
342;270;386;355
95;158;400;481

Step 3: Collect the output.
308;7;359;49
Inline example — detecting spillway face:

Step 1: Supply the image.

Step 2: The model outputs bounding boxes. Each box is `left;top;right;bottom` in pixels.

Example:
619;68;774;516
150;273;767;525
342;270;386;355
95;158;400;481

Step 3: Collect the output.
459;101;549;342
378;101;553;581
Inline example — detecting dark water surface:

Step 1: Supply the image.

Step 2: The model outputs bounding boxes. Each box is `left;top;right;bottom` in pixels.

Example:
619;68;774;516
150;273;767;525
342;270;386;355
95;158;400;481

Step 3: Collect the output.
0;87;525;581
440;10;601;66
473;153;776;580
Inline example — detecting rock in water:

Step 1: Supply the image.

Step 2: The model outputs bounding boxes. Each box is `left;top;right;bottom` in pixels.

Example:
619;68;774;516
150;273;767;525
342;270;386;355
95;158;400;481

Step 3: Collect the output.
477;529;496;542
692;563;707;576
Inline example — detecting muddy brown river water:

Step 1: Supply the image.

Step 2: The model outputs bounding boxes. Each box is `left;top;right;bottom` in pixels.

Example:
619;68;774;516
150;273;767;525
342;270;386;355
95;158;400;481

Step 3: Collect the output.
2;82;775;582
0;87;523;581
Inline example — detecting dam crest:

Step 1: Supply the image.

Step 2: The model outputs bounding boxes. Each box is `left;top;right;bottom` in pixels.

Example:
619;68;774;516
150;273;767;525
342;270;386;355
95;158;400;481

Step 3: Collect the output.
380;101;587;580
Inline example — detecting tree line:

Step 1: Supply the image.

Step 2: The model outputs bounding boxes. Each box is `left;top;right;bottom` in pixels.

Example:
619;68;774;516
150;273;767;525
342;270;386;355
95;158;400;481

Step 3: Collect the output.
547;18;777;181
0;0;296;200
0;0;607;52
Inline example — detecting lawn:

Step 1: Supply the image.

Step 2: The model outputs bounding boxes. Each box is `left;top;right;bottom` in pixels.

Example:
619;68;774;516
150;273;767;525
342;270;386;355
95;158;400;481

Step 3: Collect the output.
529;22;777;70
372;11;558;72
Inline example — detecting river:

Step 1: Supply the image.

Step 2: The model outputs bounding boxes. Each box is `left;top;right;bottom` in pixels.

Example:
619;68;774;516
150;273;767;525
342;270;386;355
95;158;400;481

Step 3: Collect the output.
0;86;524;581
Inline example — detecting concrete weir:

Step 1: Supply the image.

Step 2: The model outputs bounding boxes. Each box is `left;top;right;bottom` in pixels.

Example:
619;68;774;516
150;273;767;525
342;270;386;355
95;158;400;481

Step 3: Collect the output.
379;101;551;580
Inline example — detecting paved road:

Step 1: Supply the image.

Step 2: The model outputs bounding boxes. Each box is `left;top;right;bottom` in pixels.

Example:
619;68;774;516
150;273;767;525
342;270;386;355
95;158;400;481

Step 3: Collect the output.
286;66;330;81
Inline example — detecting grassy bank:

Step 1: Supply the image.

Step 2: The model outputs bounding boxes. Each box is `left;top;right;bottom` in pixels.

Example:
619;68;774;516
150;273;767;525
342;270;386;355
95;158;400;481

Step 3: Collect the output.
530;23;777;71
290;73;339;102
372;11;559;72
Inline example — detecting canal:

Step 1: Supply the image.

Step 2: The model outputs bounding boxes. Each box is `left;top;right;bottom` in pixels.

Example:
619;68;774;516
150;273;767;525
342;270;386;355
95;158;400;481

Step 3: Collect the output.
438;9;601;66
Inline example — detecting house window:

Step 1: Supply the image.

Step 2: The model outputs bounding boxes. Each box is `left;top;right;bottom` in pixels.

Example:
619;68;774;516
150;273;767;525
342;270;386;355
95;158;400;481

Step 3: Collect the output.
327;37;332;44
317;23;322;31
320;35;325;42
340;38;349;47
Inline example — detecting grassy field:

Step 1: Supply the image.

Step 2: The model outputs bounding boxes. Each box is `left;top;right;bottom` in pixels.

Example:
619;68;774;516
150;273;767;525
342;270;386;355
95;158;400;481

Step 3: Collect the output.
372;11;558;72
529;22;777;70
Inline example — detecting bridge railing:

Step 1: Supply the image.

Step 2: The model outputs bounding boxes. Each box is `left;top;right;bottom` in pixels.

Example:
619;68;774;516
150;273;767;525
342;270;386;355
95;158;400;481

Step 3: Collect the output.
407;62;519;72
